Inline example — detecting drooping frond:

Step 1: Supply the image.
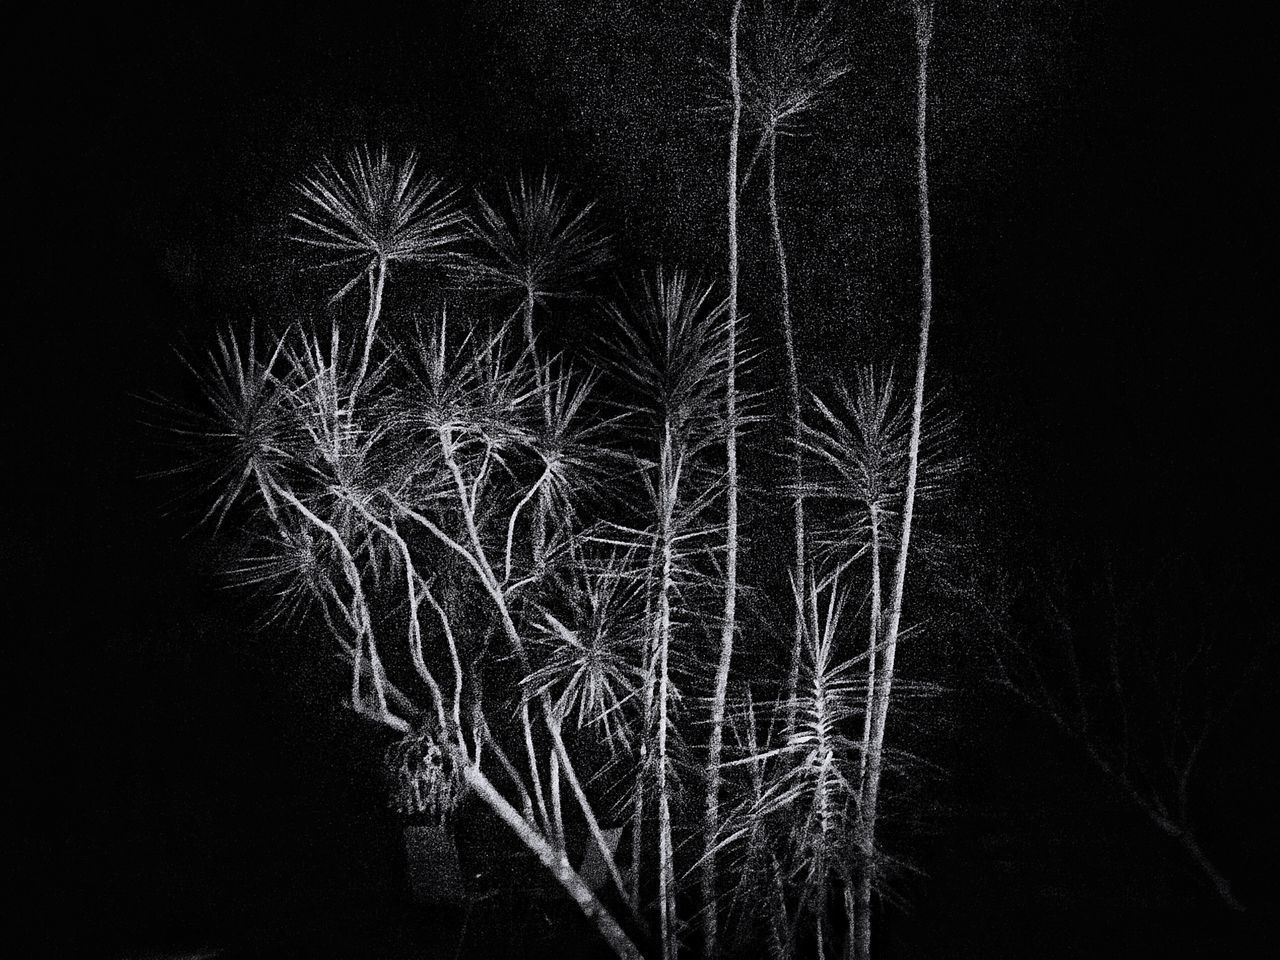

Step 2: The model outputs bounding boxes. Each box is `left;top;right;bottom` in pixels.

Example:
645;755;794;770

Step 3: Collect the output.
386;726;465;821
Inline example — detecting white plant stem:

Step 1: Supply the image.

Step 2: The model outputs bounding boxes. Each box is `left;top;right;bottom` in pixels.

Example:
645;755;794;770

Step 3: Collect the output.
767;128;808;740
353;256;388;395
854;8;933;958
704;5;744;957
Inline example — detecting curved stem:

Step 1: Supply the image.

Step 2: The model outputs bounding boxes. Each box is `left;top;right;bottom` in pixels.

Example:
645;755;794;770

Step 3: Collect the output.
480;718;539;825
768;129;808;740
350;500;451;735
272;484;408;732
438;433;637;915
506;465;553;582
420;582;466;738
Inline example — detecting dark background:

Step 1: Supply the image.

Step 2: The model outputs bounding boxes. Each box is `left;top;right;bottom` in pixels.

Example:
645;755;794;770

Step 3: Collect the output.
13;0;1277;956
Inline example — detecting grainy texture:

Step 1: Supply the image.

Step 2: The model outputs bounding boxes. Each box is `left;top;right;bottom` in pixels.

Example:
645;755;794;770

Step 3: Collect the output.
26;2;1276;958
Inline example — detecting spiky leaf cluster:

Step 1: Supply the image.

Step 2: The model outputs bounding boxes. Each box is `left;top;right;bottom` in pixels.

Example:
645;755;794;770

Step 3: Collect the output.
740;1;850;137
523;558;648;750
600;268;734;453
292;145;468;300
464;173;611;304
801;364;961;561
716;577;864;887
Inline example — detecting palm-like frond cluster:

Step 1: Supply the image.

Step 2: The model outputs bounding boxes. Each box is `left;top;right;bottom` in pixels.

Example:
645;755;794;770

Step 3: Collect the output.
391;310;537;450
222;518;333;627
601;268;734;450
524;558;648;749
740;1;850;137
801;364;962;562
159;325;293;528
464;172;611;305
527;361;621;528
292;145;469;300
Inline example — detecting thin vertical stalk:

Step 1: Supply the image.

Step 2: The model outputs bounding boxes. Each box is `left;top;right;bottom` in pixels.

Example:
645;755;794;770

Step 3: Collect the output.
767;130;808;737
657;425;680;960
857;506;883;785
630;763;646;907
525;292;551;567
705;5;743;957
851;505;882;954
523;291;538;359
632;542;660;908
814;730;830;958
854;7;933;958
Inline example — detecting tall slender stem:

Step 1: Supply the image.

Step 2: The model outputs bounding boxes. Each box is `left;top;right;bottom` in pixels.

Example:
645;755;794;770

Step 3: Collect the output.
855;7;933;958
858;506;883;786
768;129;808;738
657;425;680;960
524;292;551;567
630;764;646;907
632;548;658;907
851;505;881;953
705;5;743;957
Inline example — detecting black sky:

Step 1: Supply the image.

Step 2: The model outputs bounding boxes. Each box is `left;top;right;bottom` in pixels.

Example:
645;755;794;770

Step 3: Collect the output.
15;1;1277;956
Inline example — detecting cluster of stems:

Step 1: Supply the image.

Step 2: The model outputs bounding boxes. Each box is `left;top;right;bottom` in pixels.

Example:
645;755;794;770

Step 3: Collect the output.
175;3;946;959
